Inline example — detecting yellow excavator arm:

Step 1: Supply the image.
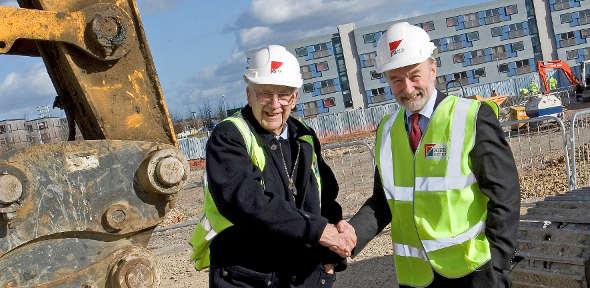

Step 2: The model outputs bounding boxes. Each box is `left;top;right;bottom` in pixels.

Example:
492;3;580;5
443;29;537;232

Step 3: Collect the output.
0;1;185;287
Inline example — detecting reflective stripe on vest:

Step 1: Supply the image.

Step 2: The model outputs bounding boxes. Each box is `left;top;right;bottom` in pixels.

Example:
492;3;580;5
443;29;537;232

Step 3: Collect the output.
190;114;323;270
375;96;491;286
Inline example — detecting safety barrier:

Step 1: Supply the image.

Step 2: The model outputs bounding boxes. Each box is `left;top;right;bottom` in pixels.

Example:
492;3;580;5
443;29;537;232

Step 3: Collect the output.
571;109;590;189
178;136;208;160
304;103;399;140
500;116;573;198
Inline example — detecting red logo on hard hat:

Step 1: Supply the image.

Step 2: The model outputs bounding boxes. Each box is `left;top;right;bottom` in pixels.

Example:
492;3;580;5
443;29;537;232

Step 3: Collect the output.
271;61;283;73
389;40;403;56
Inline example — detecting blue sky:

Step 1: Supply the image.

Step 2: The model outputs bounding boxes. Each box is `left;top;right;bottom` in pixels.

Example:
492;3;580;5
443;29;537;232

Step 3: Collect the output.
0;0;490;120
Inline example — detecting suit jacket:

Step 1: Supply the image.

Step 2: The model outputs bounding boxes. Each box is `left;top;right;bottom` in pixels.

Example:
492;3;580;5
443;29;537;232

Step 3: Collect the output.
206;105;344;275
350;90;521;272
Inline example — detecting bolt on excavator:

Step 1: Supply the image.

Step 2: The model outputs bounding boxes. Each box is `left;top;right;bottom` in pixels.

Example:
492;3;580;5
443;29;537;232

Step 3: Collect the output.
0;1;186;287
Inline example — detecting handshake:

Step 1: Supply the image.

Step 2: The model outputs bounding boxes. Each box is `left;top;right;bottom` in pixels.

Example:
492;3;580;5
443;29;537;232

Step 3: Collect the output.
319;220;357;258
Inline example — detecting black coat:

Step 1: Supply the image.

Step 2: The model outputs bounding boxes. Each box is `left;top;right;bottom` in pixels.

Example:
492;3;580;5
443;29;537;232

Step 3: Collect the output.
205;106;344;278
350;91;521;280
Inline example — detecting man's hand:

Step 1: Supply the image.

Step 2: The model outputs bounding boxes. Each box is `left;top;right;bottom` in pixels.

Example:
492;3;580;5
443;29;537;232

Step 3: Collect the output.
319;224;354;258
336;220;357;251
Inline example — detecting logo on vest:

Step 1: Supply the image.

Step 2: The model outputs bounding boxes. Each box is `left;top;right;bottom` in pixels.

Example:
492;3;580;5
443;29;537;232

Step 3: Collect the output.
424;143;447;160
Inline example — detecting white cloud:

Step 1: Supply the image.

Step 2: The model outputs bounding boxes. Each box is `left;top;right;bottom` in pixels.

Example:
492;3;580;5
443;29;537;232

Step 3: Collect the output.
0;62;57;120
239;26;273;48
0;1;17;6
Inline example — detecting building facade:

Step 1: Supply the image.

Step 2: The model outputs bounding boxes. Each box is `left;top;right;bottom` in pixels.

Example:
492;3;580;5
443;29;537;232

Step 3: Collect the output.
281;0;585;117
0;117;69;152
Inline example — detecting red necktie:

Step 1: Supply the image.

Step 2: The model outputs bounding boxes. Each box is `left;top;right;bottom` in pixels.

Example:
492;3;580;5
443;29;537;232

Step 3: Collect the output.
409;113;422;153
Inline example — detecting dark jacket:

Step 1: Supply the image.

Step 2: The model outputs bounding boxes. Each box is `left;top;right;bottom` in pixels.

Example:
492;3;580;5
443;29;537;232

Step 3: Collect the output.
350;91;521;275
206;106;344;281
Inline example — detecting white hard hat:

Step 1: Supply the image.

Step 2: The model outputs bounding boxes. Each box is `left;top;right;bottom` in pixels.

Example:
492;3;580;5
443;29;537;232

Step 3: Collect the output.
375;22;437;73
244;45;303;88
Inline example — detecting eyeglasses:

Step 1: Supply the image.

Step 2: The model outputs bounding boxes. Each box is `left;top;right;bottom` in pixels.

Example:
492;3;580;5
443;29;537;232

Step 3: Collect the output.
254;90;295;105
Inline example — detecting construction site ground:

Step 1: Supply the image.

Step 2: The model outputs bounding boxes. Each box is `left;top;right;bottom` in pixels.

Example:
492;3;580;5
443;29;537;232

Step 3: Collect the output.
148;126;590;287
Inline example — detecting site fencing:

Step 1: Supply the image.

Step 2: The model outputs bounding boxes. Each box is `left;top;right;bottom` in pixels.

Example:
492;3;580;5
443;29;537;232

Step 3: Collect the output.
572;109;590;189
178;106;589;197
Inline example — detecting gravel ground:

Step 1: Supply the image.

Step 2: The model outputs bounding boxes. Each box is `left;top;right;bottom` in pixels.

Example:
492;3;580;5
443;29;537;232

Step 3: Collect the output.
148;132;588;287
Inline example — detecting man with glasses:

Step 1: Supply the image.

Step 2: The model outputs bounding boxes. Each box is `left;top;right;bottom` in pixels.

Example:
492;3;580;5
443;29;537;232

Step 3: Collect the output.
192;45;356;288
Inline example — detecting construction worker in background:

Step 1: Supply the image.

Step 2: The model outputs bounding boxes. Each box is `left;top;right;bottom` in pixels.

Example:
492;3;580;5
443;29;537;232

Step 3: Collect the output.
190;45;355;288
529;79;540;95
548;75;558;91
347;22;521;288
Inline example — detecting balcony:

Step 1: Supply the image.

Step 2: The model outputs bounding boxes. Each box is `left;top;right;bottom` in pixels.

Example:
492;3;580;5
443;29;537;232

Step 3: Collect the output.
320;86;337;95
313;50;329;59
302;72;313;80
492;52;508;61
516;66;532;75
372;94;387;103
485;15;501;25
508;30;525;39
362;59;375;68
448;42;464;51
581;16;590;25
560;38;577;47
471;55;488;65
464;20;480;29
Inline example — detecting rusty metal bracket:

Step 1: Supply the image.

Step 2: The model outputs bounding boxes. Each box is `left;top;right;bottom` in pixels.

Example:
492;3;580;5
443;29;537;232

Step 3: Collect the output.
0;3;134;60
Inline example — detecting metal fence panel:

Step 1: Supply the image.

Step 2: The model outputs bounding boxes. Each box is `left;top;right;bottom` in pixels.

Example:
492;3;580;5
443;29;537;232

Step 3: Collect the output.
178;136;208;160
501;116;573;198
572;109;590;189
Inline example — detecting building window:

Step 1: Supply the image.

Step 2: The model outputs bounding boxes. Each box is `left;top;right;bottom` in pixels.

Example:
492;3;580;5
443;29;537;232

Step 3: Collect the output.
511;41;525;51
567;50;578;60
492;45;507;60
421;21;435;32
466;31;479;41
561;13;573;24
581;28;590;39
313;43;330;59
26;125;32;132
295;47;308;57
303;101;318;116
38;122;47;130
471;49;487;65
303;83;314;93
474;67;486;77
491;26;503;37
554;0;572;11
360;52;377;68
498;63;509;73
516;59;531;75
452;71;469;86
484;9;502;25
448;35;464;51
320;79;336;94
560;31;577;47
316;61;329;72
446;17;457;27
363;33;378;44
0;125;5;134
453;53;464;64
435;57;442;67
464;13;479;29
436;76;447;89
323;97;336;108
580;10;590;25
370;87;387;103
508;22;525;39
370;70;383;80
505;4;518;15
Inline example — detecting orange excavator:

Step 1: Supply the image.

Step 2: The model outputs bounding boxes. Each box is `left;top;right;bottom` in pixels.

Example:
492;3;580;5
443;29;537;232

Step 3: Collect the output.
536;60;579;93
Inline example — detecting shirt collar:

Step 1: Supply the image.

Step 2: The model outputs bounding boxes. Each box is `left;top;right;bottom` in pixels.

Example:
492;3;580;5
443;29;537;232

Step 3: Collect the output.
276;124;289;140
405;88;437;120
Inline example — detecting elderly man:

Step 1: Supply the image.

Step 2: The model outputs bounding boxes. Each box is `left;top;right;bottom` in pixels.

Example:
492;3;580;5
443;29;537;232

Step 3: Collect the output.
191;45;356;288
349;22;520;288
